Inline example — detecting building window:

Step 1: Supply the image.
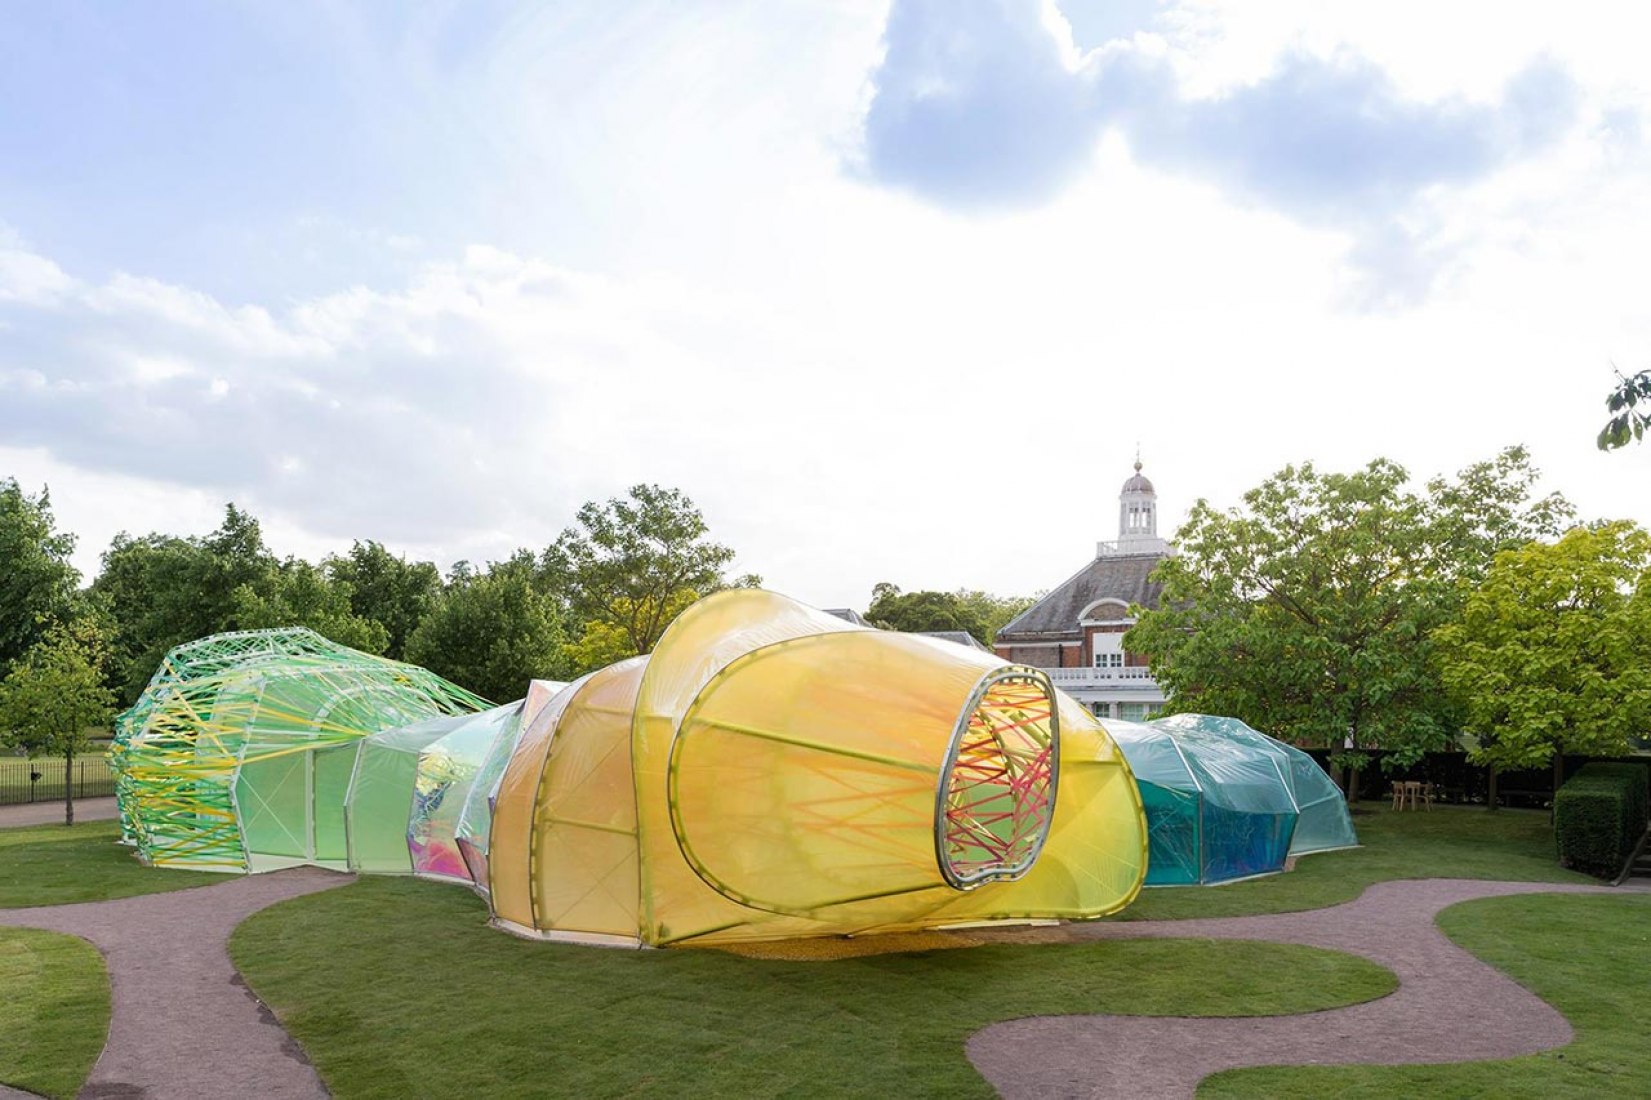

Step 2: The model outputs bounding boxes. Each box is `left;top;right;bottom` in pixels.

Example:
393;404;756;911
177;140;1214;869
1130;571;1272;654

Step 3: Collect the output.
1119;702;1150;722
1093;652;1123;669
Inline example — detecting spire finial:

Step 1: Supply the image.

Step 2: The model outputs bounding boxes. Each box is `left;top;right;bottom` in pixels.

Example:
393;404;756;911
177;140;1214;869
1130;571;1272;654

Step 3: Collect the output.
1134;443;1142;473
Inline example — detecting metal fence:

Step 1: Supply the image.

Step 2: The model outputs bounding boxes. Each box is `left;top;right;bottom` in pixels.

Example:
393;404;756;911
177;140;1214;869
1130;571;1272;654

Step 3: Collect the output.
0;754;117;806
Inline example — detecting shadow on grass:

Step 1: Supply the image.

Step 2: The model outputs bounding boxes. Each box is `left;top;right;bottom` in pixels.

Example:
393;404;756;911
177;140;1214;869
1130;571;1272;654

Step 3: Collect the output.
232;877;1397;1099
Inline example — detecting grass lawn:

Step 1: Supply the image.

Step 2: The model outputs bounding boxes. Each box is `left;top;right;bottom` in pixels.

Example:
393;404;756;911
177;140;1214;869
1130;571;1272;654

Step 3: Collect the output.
231;877;1396;1099
0;927;110;1099
0;821;224;908
1118;802;1594;921
1201;891;1651;1097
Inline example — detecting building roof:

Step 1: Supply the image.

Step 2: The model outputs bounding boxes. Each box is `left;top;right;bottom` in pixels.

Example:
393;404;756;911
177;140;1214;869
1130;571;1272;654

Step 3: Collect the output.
1122;460;1154;494
914;630;991;652
996;551;1168;637
821;608;870;626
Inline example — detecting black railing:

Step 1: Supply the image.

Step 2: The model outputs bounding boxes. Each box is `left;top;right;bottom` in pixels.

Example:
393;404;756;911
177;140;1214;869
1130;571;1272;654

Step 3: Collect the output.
0;756;117;806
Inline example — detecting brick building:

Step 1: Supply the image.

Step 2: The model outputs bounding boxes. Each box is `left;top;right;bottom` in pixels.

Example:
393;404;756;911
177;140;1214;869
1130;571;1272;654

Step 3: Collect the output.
993;461;1171;720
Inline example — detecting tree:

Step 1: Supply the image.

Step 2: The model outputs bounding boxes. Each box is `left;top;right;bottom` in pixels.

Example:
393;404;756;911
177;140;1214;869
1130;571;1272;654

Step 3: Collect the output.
542;485;756;656
231;559;389;655
1125;449;1571;797
0;618;117;825
404;565;570;703
325;541;441;660
93;504;281;702
866;585;991;643
947;589;1035;645
1435;522;1651;797
0;479;79;676
1598;368;1651;450
563;588;700;676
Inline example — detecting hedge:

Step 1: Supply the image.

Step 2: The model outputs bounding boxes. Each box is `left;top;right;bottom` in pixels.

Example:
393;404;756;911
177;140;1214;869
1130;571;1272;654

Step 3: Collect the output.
1554;761;1651;878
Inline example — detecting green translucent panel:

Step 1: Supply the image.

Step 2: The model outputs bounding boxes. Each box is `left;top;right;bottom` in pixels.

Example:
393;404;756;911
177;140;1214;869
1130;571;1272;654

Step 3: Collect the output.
346;719;455;874
237;752;311;870
112;627;489;871
312;744;359;867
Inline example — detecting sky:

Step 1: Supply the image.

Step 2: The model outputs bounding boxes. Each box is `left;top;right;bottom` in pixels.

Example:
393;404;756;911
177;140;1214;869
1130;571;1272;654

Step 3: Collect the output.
2;0;1649;610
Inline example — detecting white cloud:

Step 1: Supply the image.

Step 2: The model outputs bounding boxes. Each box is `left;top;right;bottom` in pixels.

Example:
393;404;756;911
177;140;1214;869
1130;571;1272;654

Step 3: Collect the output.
2;2;1650;611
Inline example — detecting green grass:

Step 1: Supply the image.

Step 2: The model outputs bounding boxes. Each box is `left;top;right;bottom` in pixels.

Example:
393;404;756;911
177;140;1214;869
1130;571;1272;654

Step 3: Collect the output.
1117;802;1593;921
0;821;224;908
231;877;1397;1099
0;927;110;1099
1201;891;1651;1098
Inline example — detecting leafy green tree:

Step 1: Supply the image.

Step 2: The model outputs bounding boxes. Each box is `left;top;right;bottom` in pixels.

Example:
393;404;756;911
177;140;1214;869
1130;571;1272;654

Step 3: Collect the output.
325;541;441;660
231;559;389;654
949;589;1036;644
0;480;80;676
405;565;570;702
93;504;281;701
1126;449;1571;796
0;618;117;825
866;585;990;642
563;589;700;676
1436;522;1651;796
542;485;756;656
1598;368;1651;450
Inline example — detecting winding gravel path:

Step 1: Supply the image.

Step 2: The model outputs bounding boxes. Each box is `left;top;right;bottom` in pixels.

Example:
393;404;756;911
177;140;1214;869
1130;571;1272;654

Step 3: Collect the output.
0;797;119;829
0;868;351;1099
2;867;1642;1098
968;877;1650;1099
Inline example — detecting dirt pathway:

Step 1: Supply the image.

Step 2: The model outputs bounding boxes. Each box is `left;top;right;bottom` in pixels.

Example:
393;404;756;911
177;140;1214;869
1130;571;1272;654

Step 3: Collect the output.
968;877;1648;1098
0;798;119;829
0;868;351;1099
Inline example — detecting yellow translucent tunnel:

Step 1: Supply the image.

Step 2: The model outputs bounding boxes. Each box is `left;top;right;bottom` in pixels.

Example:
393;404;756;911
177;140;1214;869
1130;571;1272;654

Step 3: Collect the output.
489;590;1147;946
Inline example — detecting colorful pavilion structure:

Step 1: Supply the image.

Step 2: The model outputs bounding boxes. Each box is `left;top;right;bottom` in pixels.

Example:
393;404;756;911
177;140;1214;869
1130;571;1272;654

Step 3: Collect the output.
1106;712;1357;886
113;593;1152;945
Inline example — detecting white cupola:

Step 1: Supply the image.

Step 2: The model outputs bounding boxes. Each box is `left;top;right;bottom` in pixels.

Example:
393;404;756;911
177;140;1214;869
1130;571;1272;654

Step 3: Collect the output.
1099;458;1170;556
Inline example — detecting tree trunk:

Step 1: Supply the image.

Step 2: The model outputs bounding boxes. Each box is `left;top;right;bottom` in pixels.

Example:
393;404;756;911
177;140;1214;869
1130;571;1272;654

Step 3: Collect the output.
1552;751;1566;823
64;748;75;826
1487;765;1499;812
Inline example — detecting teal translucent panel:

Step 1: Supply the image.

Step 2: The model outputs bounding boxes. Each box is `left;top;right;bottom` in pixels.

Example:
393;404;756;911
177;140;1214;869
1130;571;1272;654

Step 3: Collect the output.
409;703;523;883
1282;750;1359;855
1111;713;1356;886
1138;781;1199;885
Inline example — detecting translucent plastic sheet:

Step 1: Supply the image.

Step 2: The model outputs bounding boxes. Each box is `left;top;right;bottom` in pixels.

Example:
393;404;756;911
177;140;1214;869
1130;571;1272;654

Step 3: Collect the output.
1151;713;1357;857
452;681;565;893
408;703;524;883
492;589;1147;946
345;719;456;874
1107;713;1356;885
113;628;487;871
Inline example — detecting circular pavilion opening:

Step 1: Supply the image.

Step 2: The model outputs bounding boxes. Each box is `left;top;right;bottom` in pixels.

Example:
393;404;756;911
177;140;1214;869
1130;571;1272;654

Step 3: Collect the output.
935;669;1059;888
